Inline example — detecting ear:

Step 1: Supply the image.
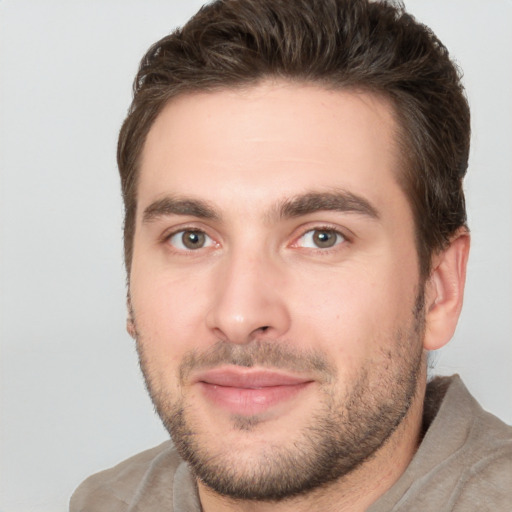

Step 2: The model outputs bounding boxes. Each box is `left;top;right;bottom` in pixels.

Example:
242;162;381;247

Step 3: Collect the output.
423;229;470;351
126;296;137;339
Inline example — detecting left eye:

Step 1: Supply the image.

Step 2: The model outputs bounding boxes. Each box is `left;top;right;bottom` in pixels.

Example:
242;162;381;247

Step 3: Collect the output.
297;229;345;249
167;230;214;251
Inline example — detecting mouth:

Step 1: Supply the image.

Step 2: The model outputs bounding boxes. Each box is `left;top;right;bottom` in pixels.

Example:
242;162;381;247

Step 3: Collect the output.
193;367;314;416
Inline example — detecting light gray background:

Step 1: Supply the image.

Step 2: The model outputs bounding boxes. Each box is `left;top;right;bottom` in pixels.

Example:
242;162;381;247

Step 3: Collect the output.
1;1;511;511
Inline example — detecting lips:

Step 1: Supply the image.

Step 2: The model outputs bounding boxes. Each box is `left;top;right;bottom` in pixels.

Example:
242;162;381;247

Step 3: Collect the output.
193;367;313;416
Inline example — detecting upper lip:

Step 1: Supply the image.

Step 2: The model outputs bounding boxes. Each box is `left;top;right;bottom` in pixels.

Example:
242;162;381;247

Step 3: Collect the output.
193;367;313;388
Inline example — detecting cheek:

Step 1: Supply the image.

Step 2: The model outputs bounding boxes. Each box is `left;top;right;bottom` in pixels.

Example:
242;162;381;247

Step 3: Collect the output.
289;261;413;359
130;269;213;362
289;271;373;358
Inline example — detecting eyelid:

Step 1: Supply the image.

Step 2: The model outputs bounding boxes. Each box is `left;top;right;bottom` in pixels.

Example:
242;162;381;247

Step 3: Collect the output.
160;224;219;252
290;223;353;250
171;230;214;250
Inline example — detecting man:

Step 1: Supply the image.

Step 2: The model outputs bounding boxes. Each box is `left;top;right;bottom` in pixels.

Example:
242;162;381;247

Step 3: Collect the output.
71;0;512;510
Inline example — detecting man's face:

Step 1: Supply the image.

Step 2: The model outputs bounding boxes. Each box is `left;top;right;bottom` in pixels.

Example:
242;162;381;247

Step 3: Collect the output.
129;82;426;499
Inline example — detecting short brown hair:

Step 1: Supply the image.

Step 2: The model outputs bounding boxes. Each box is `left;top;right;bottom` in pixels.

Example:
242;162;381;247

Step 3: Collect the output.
118;0;470;277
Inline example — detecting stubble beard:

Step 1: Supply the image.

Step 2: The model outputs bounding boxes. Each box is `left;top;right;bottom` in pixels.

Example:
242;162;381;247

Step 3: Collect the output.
135;292;425;502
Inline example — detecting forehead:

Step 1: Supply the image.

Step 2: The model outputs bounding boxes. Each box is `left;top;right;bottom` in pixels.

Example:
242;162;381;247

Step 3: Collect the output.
138;81;404;217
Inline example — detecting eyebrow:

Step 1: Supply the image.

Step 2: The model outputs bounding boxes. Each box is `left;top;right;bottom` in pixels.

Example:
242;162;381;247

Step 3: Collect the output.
142;196;220;224
141;190;379;225
276;191;380;221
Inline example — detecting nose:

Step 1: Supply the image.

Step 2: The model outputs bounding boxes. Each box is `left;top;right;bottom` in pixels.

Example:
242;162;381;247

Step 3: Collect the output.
205;250;291;344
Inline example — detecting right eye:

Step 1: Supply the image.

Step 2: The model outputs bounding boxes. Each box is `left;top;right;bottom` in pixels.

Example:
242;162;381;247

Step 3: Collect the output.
295;228;346;250
167;230;214;251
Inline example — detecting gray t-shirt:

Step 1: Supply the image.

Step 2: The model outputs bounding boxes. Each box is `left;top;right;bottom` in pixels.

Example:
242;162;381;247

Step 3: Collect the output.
70;375;512;511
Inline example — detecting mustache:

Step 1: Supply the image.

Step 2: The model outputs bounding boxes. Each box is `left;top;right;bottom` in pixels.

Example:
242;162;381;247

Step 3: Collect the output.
178;340;337;385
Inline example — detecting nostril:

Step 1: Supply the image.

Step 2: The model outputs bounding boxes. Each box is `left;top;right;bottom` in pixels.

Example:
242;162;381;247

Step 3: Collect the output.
260;326;270;332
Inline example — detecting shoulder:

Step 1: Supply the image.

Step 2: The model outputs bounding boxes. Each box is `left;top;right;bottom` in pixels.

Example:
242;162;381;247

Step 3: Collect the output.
373;376;512;512
70;441;181;512
451;402;512;511
453;447;512;511
426;376;512;510
428;376;512;509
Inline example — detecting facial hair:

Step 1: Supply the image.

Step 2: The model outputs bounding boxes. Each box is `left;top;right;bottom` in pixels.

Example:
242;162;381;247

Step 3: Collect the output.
134;291;425;501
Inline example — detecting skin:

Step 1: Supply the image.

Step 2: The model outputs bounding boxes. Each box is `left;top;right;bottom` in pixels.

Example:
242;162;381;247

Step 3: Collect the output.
128;81;469;512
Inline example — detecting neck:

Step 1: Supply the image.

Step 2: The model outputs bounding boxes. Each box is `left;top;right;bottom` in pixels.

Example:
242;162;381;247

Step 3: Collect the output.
197;375;427;512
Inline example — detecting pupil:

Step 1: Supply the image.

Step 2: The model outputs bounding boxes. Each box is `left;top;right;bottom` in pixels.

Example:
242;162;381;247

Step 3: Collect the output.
183;231;205;249
313;230;336;248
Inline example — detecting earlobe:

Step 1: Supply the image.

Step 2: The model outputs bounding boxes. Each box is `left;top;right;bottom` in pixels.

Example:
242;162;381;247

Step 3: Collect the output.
127;318;137;339
423;230;470;351
126;296;137;339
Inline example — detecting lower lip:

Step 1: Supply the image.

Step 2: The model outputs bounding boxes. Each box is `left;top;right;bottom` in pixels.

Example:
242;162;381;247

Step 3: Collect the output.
199;381;311;416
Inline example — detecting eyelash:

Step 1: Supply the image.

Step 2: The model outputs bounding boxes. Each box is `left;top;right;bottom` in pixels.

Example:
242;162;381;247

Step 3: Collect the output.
161;224;351;254
162;227;217;252
292;225;350;253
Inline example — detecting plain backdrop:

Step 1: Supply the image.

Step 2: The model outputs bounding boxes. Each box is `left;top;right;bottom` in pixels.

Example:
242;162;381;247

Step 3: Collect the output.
1;1;511;511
